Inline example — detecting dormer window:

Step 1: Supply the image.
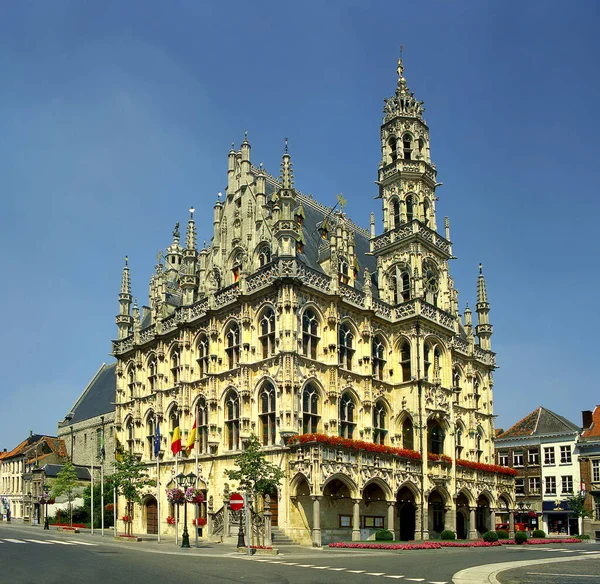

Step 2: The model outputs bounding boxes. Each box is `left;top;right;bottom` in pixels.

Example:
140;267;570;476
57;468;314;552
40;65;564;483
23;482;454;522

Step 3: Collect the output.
339;257;349;285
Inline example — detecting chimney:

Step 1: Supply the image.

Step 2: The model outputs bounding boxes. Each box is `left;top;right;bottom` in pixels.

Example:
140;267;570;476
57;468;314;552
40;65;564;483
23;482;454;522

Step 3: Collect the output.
582;410;593;430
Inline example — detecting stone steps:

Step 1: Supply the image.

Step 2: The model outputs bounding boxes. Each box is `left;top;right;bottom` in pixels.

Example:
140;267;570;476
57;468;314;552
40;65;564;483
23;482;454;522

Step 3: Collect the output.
271;527;296;546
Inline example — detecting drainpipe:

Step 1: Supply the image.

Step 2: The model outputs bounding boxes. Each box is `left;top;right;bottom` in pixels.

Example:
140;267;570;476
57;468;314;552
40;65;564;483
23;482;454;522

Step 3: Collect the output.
416;322;425;540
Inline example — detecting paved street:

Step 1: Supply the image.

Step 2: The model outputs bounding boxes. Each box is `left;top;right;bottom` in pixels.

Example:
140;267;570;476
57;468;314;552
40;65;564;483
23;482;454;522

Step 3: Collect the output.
2;524;599;584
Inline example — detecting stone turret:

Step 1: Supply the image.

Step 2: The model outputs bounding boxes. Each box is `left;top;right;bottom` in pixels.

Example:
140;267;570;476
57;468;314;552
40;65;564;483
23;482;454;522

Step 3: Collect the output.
476;264;493;350
182;207;198;305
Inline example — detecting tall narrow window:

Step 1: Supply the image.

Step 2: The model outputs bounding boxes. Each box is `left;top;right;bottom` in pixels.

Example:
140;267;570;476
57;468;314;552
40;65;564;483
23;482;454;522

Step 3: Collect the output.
392;199;400;228
423;200;431;227
148;358;157;391
339;324;354;370
197;335;209;378
225;390;240;450
259;382;277;446
339;393;356;439
476;431;483;462
339;257;349;285
128;367;136;398
170;349;180;385
455;426;463;458
302;309;320;360
225;323;241;369
302;385;320;434
424;343;431;379
372;336;386;380
402;418;414;450
146;417;155;458
373;401;387;445
406;195;415;222
259;308;276;359
197;398;209;454
400;341;411;382
391;274;398;304
403;134;412;160
389;137;397;163
427;420;444;455
126;419;134;453
401;271;410;301
473;376;481;408
258;246;271;267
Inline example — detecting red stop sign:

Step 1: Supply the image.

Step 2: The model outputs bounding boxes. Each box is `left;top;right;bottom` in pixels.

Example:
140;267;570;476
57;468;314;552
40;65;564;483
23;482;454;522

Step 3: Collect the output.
230;493;244;511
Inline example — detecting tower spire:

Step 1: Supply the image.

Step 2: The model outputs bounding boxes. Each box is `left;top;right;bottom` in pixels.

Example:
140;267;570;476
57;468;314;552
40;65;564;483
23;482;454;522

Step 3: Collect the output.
475;264;493;350
116;256;133;340
280;138;294;190
186;207;197;251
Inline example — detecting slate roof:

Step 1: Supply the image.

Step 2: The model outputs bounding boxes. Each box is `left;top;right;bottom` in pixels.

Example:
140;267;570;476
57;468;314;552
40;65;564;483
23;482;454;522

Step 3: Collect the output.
41;464;91;481
581;405;600;439
497;406;580;439
61;363;116;426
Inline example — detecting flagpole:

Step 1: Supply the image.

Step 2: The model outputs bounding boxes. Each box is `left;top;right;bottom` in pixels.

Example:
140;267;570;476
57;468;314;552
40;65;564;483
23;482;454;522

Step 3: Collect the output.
113;486;117;536
175;450;179;546
101;417;105;537
90;446;94;536
195;405;199;548
156;415;161;544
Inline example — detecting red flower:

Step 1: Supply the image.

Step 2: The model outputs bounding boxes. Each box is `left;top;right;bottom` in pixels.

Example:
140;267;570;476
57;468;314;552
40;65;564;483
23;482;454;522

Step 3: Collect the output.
166;516;175;525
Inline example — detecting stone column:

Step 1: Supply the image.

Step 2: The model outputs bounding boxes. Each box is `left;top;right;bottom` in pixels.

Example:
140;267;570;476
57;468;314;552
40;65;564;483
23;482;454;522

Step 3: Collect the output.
415;504;422;540
509;511;515;539
445;505;456;536
352;499;361;542
263;495;272;547
489;508;496;532
387;501;395;535
422;499;429;540
311;496;322;547
468;507;478;540
207;495;214;538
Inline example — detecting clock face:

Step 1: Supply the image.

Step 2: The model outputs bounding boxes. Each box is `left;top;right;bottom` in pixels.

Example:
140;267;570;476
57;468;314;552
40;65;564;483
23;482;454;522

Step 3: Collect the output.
424;265;439;293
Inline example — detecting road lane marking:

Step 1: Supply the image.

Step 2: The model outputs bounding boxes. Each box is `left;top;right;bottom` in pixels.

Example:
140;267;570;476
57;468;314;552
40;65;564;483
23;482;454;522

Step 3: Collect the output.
296;564;314;567
3;539;26;543
24;539;54;545
366;573;385;576
310;566;330;569
405;579;425;582
527;573;598;577
384;577;405;580
67;540;97;546
327;568;347;571
347;570;366;573
47;540;75;545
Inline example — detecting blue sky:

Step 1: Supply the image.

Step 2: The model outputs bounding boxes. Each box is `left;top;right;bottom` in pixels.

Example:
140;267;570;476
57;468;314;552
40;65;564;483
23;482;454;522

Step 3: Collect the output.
1;1;598;449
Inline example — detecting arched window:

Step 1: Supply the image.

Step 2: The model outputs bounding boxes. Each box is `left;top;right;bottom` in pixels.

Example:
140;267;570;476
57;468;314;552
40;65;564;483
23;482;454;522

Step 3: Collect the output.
259;382;277;446
372;335;386;380
339;393;356;439
302;309;320;360
148;357;157;391
474;376;481;408
197;335;209;378
424;342;441;381
126;418;134;453
405;195;415;222
197;397;209;454
225;322;241;370
127;366;136;397
339;257;349;285
258;246;271;267
259;307;276;359
388;137;398;163
302;385;320;434
225;390;240;450
390;266;410;305
455;424;463;458
452;366;462;405
428;420;445;455
170;348;180;385
402;418;414;450
418;137;425;156
400;341;411;382
402;133;412;161
339;323;354;370
392;198;401;228
373;401;387;445
146;416;155;458
231;252;244;283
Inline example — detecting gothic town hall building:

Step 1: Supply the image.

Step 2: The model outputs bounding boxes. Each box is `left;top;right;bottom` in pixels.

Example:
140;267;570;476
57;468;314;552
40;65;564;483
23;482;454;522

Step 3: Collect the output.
111;57;515;546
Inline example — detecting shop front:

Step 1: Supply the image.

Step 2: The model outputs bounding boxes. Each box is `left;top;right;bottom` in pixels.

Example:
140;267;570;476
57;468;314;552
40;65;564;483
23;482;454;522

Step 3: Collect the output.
542;501;578;535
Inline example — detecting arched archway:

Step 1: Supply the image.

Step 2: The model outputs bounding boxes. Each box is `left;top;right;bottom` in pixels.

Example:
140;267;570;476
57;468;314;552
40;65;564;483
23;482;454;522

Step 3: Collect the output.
455;492;471;540
145;496;158;535
428;490;446;537
397;486;417;541
476;493;492;535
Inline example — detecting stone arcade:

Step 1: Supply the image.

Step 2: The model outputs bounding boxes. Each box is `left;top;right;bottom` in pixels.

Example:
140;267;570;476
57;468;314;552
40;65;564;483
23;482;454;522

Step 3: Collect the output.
111;56;515;546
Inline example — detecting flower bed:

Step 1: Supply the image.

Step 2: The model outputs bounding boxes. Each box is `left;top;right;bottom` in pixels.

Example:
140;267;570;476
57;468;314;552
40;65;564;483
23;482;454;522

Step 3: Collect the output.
456;459;519;477
328;538;583;550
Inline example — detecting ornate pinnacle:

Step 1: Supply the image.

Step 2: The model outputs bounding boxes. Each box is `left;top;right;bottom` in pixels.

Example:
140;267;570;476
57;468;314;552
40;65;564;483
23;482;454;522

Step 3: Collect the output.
477;264;488;304
186;208;197;251
120;256;131;295
172;222;180;245
280;139;294;190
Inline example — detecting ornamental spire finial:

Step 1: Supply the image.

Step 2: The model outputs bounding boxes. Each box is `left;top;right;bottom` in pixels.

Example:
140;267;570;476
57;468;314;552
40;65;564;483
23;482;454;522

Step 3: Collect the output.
120;256;131;295
280;138;294;190
477;264;488;304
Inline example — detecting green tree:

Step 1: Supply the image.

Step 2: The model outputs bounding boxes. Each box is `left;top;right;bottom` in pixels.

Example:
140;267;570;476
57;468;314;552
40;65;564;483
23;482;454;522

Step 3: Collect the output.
111;452;155;535
565;492;593;520
225;434;285;500
51;461;80;527
82;481;114;528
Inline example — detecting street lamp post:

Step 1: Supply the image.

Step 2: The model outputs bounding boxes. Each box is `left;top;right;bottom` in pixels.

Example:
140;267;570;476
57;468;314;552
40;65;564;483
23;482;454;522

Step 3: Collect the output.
176;471;197;549
43;485;50;530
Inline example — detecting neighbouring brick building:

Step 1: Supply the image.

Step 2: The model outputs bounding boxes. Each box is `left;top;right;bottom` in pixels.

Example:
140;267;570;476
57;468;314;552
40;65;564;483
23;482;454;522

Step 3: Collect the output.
577;406;600;538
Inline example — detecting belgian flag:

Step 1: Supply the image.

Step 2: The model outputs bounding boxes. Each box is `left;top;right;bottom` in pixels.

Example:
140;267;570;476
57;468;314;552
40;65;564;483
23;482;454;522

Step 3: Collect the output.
171;419;182;456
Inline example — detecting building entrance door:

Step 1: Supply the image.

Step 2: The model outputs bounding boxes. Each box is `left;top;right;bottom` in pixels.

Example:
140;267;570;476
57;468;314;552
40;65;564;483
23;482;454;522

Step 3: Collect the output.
270;488;278;527
146;498;158;534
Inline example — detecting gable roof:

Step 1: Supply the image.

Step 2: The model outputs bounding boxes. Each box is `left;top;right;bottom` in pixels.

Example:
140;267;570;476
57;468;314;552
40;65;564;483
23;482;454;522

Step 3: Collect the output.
60;362;117;426
497;406;580;439
0;434;45;460
41;464;91;481
581;405;600;439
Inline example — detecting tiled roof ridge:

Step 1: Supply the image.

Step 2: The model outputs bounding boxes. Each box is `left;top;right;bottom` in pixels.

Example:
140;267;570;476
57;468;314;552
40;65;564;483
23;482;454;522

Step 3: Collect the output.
533;406;542;433
540;406;580;432
497;407;540;438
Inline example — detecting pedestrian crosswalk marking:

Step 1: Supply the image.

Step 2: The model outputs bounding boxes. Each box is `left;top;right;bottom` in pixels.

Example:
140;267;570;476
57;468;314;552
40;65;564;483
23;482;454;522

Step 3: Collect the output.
347;570;366;573
67;540;97;546
366;573;386;576
24;539;54;545
384;577;405;580
327;568;347;571
3;539;26;543
47;540;75;545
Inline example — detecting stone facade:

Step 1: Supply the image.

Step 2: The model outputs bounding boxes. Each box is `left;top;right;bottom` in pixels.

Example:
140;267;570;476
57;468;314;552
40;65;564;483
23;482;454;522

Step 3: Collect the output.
111;56;514;545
